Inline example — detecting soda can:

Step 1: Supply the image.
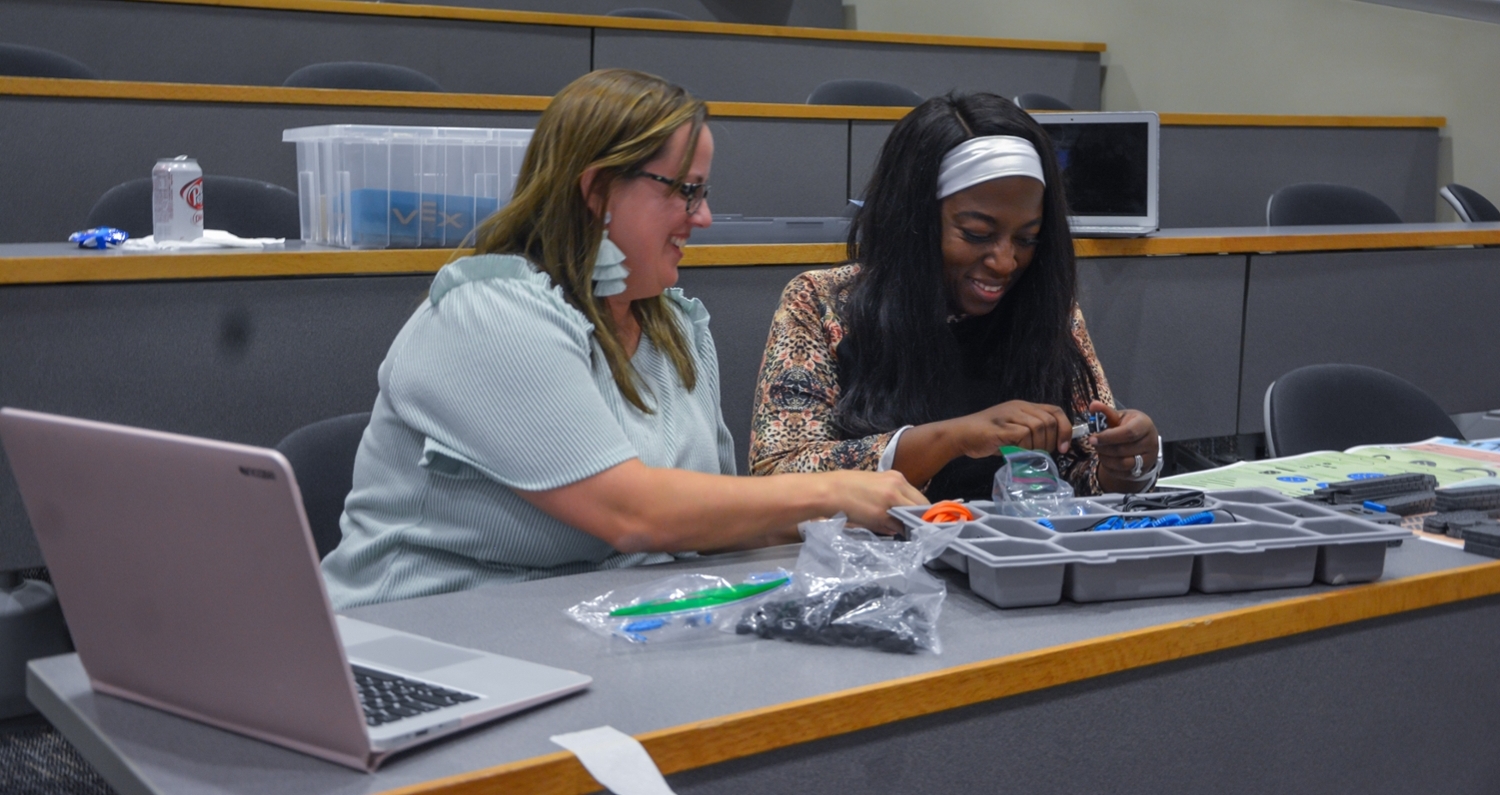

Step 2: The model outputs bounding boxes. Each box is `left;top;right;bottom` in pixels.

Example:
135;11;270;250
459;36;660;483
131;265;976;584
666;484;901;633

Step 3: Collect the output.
151;156;204;241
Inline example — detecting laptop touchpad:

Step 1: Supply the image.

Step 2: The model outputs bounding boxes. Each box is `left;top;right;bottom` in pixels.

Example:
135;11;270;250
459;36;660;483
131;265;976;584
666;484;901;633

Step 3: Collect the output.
347;636;483;673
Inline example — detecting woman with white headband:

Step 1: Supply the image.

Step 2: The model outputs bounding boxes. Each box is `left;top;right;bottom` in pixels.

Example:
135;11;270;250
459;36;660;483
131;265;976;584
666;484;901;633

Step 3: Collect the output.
748;91;1161;499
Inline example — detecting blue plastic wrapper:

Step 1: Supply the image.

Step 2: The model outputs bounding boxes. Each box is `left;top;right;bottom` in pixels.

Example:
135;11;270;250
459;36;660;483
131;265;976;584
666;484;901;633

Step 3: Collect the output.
68;227;130;249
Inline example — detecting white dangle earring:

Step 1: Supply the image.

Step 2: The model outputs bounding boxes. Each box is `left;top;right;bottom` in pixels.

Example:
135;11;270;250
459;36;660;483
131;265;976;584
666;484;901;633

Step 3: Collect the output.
592;211;629;297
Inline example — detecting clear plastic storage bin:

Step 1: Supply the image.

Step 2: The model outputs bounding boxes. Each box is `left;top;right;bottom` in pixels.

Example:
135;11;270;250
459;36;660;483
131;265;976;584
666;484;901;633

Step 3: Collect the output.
283;124;533;249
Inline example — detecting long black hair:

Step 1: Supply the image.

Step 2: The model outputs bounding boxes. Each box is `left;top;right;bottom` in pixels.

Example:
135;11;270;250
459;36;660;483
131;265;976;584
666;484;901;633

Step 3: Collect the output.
833;91;1098;439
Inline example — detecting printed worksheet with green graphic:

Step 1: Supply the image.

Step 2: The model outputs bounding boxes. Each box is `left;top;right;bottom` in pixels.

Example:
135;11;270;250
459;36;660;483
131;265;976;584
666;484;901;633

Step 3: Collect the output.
1161;437;1500;496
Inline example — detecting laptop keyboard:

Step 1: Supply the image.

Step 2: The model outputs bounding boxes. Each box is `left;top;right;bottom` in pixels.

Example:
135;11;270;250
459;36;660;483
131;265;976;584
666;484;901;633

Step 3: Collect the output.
352;665;479;727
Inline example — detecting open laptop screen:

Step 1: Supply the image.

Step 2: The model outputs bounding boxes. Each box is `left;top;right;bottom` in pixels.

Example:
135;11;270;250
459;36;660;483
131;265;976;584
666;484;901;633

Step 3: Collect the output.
1047;121;1150;216
1034;111;1160;236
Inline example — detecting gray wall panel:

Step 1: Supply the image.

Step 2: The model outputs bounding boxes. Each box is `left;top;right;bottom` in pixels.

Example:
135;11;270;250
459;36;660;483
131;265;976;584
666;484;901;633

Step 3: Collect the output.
596;30;1102;107
1238;247;1500;433
0;100;845;243
0;0;589;94
858;122;1439;230
0;275;431;572
706;119;849;217
674;264;830;471
671;595;1500;794
1077;256;1246;441
849;121;897;201
0;97;542;244
1161;126;1440;228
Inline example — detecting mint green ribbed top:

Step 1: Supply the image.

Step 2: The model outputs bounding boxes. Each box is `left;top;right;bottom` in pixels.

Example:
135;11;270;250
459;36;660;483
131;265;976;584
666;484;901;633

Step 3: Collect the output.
321;255;735;609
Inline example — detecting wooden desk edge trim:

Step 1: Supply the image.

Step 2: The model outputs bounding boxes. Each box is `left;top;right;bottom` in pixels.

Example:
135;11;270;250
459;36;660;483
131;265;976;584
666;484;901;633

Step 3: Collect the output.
0;245;850;285
1157;112;1445;129
377;559;1500;795
1;78;1448;129
1076;230;1500;257
124;0;1106;51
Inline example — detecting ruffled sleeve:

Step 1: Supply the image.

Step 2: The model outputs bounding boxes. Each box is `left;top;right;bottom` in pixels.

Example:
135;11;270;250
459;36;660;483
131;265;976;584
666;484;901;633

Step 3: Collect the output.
748;266;895;475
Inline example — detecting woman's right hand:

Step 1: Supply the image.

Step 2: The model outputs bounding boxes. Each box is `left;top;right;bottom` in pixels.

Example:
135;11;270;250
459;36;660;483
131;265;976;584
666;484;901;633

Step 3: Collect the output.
892;400;1073;489
815;469;928;536
942;400;1074;460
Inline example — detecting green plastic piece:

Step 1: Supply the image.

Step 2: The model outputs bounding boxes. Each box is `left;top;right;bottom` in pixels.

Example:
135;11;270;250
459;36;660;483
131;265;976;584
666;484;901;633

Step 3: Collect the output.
608;577;791;617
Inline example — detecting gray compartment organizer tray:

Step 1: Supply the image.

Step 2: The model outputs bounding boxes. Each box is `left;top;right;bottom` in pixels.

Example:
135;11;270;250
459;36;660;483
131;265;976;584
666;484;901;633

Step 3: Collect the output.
890;488;1410;608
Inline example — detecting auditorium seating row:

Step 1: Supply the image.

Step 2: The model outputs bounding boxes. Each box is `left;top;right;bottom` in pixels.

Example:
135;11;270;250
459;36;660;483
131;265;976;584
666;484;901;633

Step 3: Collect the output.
0;76;1443;242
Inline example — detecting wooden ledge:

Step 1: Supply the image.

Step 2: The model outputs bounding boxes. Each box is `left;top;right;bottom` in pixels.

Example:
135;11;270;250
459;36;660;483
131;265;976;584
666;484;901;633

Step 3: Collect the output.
1077;226;1500;257
379;560;1500;794
1156;112;1446;129
0;76;907;120
0;78;1449;129
122;0;1107;52
7;228;1500;286
0;245;849;285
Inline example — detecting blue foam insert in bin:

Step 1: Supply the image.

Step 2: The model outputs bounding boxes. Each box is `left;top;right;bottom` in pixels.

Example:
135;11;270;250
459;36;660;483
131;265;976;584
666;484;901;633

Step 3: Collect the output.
351;189;501;248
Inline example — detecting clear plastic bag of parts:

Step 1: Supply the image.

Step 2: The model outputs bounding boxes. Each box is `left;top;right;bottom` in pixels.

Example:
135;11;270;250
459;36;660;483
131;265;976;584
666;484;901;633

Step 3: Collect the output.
735;515;962;654
992;447;1103;518
567;570;792;644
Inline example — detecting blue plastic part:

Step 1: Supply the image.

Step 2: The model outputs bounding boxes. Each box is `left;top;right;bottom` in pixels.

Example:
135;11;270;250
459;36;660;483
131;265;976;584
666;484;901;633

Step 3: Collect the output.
1362;500;1389;512
68;226;129;249
1093;516;1124;531
621;618;666;633
1152;514;1183;527
1037;518;1055;530
1181;511;1215;525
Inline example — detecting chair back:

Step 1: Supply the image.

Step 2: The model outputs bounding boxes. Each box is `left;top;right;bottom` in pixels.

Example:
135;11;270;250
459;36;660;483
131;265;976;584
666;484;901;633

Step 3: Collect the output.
282;61;443;92
274;413;371;561
0;43;97;80
606;7;693;19
86;176;301;239
807;79;922;107
1013;92;1072;111
1266;183;1401;226
1263;364;1460;457
1440;183;1500;223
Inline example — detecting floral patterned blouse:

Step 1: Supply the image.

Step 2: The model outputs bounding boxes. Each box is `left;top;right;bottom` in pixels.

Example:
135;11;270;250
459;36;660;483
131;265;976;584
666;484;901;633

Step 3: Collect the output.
748;264;1116;497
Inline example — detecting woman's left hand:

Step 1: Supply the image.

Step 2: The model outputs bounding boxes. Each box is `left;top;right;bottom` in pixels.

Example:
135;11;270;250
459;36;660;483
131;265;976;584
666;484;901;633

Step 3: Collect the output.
1086;400;1160;493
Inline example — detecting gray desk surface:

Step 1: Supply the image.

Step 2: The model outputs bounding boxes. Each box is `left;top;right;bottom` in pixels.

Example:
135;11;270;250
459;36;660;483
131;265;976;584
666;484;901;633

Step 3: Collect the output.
27;537;1498;795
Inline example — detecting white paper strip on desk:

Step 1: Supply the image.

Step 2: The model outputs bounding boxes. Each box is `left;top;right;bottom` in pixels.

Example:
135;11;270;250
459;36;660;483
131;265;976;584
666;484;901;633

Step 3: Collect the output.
550;725;678;795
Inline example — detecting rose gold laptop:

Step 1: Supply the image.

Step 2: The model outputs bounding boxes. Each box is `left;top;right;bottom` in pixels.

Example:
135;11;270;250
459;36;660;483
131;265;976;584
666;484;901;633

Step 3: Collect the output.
0;407;591;771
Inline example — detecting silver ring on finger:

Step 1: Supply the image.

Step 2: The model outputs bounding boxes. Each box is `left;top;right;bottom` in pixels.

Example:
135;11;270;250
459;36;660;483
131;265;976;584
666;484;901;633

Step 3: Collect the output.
1131;454;1144;478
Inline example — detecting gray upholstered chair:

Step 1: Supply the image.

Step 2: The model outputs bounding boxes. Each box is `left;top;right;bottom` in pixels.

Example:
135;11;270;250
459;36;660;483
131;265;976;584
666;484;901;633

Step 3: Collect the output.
1265;183;1401;226
606;7;693;19
283;61;443;92
1440;183;1500;223
275;412;372;561
1013;92;1071;111
0;43;97;79
86;176;301;239
1263;364;1460;457
806;79;922;107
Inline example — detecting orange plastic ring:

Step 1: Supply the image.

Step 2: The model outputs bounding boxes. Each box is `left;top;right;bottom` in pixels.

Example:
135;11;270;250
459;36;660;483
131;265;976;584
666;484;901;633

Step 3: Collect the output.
921;500;974;523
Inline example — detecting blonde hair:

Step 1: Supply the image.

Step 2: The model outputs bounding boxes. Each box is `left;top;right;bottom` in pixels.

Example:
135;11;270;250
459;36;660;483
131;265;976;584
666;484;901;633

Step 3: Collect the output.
472;69;707;413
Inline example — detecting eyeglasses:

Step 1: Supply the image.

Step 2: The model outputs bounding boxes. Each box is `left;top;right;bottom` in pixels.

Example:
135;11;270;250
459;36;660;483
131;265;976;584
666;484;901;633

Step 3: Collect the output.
631;170;710;215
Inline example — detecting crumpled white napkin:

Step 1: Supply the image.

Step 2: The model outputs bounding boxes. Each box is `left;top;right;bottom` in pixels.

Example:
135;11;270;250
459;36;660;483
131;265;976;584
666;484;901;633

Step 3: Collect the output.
120;229;285;250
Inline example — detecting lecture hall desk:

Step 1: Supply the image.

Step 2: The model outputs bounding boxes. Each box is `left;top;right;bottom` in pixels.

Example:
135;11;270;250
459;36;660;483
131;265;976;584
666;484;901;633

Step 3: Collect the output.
25;536;1500;794
7;226;1500;793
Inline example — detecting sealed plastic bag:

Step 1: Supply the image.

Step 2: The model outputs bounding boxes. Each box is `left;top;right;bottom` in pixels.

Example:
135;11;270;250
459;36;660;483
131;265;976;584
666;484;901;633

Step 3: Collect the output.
567;570;791;644
992;447;1101;518
736;515;961;654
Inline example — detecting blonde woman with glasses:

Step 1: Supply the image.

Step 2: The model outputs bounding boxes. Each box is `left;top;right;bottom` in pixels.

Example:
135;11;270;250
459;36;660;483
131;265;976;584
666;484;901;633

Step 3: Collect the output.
322;69;925;609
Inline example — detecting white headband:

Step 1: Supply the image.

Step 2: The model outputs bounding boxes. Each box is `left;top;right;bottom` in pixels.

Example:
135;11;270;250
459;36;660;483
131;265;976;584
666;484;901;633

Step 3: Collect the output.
935;135;1045;200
